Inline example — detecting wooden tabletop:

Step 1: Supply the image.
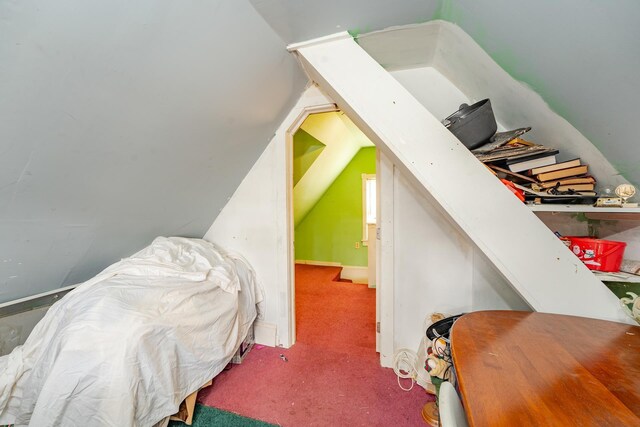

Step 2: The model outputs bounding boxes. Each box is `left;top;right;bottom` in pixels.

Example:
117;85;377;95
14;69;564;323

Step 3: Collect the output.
451;311;640;426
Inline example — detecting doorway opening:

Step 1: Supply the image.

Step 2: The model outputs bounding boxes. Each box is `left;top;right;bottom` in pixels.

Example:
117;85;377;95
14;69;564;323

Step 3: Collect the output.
289;110;378;352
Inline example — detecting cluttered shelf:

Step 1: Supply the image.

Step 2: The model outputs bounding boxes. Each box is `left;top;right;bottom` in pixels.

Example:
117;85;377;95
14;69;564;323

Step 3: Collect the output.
443;99;640;324
528;204;640;214
595;270;640;284
443;99;637;209
529;204;640;220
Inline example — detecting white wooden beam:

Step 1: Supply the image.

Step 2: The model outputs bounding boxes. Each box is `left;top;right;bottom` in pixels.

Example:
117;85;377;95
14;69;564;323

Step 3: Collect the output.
290;35;632;324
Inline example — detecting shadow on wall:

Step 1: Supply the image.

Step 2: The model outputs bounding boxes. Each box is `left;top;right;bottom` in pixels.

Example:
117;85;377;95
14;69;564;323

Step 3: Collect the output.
294;147;376;268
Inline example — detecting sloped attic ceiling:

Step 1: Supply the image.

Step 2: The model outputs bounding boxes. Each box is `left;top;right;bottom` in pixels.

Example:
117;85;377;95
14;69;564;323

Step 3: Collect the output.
0;0;307;303
2;0;638;303
1;0;450;304
253;0;640;189
294;111;373;226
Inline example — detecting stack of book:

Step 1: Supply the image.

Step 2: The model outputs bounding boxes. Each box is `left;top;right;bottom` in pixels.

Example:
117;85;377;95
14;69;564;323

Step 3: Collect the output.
474;137;596;200
529;159;595;195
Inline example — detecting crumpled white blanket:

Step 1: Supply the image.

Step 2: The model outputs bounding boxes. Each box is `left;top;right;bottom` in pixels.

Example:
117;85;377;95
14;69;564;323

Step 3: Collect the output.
0;237;262;427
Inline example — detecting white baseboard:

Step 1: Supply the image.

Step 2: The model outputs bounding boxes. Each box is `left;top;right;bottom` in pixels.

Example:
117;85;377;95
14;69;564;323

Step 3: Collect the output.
380;352;393;368
340;266;369;284
254;320;277;347
295;261;370;284
295;259;342;267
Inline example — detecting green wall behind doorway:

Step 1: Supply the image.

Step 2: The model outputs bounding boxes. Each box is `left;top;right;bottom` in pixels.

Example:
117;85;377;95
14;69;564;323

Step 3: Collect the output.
295;147;376;267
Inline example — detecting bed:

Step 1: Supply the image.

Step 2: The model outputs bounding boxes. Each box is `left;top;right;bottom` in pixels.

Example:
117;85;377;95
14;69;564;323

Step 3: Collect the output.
0;237;263;427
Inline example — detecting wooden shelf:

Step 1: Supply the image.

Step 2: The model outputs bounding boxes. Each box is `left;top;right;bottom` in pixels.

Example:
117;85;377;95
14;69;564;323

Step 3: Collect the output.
594;271;640;283
528;204;640;213
529;204;640;220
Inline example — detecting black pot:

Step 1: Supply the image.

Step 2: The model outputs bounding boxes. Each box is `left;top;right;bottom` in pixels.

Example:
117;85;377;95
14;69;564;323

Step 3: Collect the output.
426;314;464;342
443;99;497;150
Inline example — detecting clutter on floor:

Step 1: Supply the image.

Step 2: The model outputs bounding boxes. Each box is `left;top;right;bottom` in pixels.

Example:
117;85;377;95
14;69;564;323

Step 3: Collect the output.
0;237;263;427
421;313;462;427
392;313;451;395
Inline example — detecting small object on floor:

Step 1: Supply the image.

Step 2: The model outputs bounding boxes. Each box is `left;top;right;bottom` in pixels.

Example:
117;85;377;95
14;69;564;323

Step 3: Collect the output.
231;324;255;364
421;401;440;426
279;354;288;362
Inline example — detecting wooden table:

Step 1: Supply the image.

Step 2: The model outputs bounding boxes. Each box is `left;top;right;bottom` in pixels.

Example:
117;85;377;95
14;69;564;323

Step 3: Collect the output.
451;311;640;426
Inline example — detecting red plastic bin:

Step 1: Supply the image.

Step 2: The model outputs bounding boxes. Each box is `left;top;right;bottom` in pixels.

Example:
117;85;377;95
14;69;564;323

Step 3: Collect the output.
562;236;627;272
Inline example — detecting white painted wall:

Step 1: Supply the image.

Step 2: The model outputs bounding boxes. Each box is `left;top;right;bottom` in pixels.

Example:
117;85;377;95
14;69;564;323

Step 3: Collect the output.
203;68;531;356
0;308;48;356
471;248;531;312
391;67;469;123
391;163;473;350
204;86;335;347
0;0;307;304
386;67;528;351
358;21;627;192
431;22;626;190
601;224;640;262
204;24;636;354
388;168;531;352
294;32;631;325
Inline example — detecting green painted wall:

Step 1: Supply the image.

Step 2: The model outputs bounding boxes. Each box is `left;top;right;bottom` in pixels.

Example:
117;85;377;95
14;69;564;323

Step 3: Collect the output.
293;129;325;185
295;147;376;266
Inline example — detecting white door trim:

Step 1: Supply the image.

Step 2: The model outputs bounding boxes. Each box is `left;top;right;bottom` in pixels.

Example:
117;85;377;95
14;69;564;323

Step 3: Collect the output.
283;88;393;366
285;102;339;347
377;150;395;367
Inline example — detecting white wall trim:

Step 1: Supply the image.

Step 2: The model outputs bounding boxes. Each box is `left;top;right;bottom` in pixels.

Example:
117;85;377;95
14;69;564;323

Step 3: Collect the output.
0;284;77;318
205;84;395;365
287;31;352;52
295;261;370;284
377;151;395;367
295;259;342;267
286;102;341;347
204;85;338;349
254;321;278;347
340;266;369;284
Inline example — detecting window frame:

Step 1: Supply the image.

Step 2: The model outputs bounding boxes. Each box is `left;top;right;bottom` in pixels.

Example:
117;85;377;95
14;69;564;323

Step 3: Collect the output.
362;173;376;245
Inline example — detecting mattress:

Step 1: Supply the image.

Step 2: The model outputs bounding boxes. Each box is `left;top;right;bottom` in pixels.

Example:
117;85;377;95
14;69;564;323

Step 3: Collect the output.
0;237;263;427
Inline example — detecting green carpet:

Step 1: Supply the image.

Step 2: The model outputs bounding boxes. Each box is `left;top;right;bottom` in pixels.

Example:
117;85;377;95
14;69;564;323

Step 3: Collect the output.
168;404;277;427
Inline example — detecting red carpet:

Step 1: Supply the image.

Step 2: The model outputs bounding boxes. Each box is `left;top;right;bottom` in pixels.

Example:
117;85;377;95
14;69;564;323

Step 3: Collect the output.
198;264;432;426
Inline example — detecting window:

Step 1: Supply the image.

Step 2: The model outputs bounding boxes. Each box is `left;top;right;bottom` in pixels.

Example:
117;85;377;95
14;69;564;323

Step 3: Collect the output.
362;174;376;243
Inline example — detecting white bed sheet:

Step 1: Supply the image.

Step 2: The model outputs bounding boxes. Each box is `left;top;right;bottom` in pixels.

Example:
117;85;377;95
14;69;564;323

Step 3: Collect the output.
0;237;262;427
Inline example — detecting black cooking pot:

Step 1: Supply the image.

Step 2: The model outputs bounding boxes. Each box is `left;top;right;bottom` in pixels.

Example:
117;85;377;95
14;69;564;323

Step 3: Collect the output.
426;314;464;342
443;99;497;150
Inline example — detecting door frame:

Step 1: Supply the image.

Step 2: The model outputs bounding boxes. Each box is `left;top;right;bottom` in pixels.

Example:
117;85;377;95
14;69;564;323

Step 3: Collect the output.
284;102;339;347
283;95;395;366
